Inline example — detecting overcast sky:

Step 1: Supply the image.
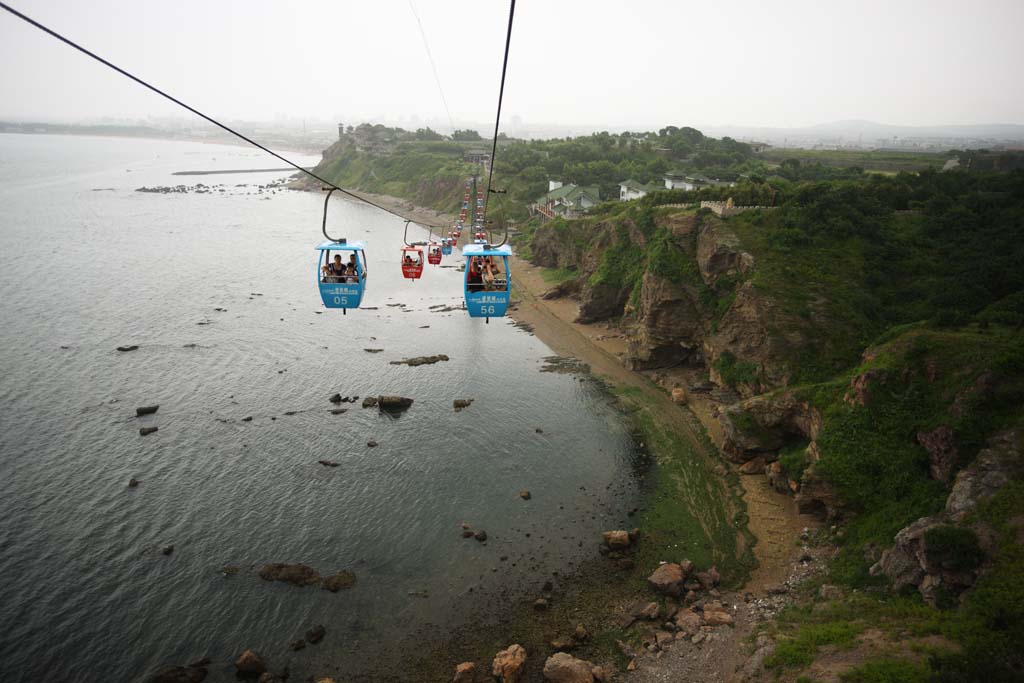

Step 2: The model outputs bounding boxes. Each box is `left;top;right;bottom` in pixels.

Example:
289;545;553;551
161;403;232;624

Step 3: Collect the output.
1;0;1022;131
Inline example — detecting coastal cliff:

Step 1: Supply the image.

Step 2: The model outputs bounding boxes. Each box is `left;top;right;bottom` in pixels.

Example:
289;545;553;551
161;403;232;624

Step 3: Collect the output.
525;171;1024;680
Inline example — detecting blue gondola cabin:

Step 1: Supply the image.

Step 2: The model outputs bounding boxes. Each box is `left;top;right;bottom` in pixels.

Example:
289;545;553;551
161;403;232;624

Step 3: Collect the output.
463;243;512;320
316;240;367;311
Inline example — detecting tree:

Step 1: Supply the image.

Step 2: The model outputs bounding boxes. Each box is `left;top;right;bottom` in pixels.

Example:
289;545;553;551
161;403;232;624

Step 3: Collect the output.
452;129;483;141
414;127;444;141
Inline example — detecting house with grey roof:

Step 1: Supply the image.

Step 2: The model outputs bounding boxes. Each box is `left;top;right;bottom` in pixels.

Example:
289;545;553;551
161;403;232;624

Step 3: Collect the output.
531;182;601;220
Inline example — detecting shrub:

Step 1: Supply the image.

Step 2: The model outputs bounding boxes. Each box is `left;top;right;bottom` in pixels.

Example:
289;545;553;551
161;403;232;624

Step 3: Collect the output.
923;526;985;573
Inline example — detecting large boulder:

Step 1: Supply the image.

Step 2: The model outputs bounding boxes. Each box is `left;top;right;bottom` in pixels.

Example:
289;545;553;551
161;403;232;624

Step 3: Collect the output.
377;396;414;412
602;530;631;549
946;429;1022;521
492;644;527;683
452;662;475;683
647;562;688;596
702;601;734;626
542;652;595;683
674;609;702;636
234;650;266;676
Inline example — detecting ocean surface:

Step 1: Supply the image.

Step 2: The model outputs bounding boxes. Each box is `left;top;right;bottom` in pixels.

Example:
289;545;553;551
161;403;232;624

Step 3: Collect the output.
0;134;643;681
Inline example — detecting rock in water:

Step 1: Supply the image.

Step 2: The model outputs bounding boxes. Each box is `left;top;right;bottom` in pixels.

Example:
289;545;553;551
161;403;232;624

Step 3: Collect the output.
317;460;339;468
542;652;595;683
519;490;531;500
136;405;159;416
367;440;378;448
161;545;174;556
288;639;305;651
361;396;378;408
492;644;527;683
328;393;343;403
474;530;488;542
453;398;474;412
139;427;158;436
322;570;356;592
602;530;631;549
377;396;413;412
128;478;140;488
258;563;321;586
390;354;450;366
234;650;266;675
453;662;475;683
306;624;326;644
116;345;139;352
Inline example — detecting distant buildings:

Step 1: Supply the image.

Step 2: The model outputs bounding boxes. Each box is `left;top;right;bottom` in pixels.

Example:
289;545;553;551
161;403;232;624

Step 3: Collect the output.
531;181;601;219
464;149;491;165
662;171;734;191
618;179;662;201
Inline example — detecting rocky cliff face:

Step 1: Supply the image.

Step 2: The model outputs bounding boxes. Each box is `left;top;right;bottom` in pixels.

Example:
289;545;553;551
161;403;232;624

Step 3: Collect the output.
870;429;1021;605
530;210;802;386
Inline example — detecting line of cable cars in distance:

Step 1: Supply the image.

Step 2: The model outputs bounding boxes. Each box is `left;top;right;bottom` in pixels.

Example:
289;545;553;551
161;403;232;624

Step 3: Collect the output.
315;188;510;321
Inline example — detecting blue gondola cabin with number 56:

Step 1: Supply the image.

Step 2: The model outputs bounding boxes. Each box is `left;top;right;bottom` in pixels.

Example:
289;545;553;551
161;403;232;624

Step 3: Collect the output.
316;240;368;312
462;243;511;320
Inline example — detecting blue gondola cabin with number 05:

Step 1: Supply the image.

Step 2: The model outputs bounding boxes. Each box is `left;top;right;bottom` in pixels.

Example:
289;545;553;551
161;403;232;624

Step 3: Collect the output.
462;243;512;320
316;240;367;312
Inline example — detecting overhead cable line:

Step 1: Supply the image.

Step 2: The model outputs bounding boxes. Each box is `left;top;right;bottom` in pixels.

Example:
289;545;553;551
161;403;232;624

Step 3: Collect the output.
0;0;445;230
406;0;456;135
480;0;516;226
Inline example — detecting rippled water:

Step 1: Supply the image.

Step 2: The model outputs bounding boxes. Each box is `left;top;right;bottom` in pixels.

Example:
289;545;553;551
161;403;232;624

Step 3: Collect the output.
0;134;642;682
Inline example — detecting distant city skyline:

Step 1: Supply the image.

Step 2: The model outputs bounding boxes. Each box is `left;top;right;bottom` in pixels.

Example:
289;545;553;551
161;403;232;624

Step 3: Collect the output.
1;0;1022;131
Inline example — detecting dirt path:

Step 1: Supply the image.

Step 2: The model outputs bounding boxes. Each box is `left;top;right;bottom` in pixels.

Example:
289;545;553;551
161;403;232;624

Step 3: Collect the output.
509;255;815;592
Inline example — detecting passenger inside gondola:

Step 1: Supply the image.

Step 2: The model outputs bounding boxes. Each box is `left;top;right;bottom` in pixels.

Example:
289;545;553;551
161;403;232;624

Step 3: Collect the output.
467;258;484;290
322;254;346;282
482;256;505;290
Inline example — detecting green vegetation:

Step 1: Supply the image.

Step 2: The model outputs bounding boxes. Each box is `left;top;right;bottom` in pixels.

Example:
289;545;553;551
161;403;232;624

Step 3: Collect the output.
538;266;577;284
713;351;761;388
765;620;863;669
613;385;755;585
923;526;984;573
840;658;931;683
779;440;811;482
761;147;946;174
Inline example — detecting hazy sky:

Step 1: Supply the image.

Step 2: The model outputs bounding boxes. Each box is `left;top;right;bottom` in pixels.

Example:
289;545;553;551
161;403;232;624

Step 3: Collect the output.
1;0;1022;131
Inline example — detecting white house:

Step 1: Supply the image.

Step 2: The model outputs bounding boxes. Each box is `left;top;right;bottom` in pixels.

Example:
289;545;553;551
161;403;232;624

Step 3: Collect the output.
619;179;661;201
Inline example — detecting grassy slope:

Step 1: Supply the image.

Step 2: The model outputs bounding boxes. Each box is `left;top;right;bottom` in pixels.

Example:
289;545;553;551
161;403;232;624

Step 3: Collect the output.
758;326;1024;681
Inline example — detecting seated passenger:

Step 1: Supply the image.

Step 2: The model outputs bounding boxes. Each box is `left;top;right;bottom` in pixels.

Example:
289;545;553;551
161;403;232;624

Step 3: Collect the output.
322;254;345;282
466;259;484;290
345;264;358;283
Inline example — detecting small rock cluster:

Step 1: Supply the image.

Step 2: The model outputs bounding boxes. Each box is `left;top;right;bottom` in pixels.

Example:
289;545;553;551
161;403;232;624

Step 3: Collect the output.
257;563;356;592
472;644;610;683
597;528;640;570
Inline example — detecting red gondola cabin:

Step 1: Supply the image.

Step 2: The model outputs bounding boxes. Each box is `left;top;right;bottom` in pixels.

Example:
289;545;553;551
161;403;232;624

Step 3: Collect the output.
401;247;424;279
427;243;442;265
